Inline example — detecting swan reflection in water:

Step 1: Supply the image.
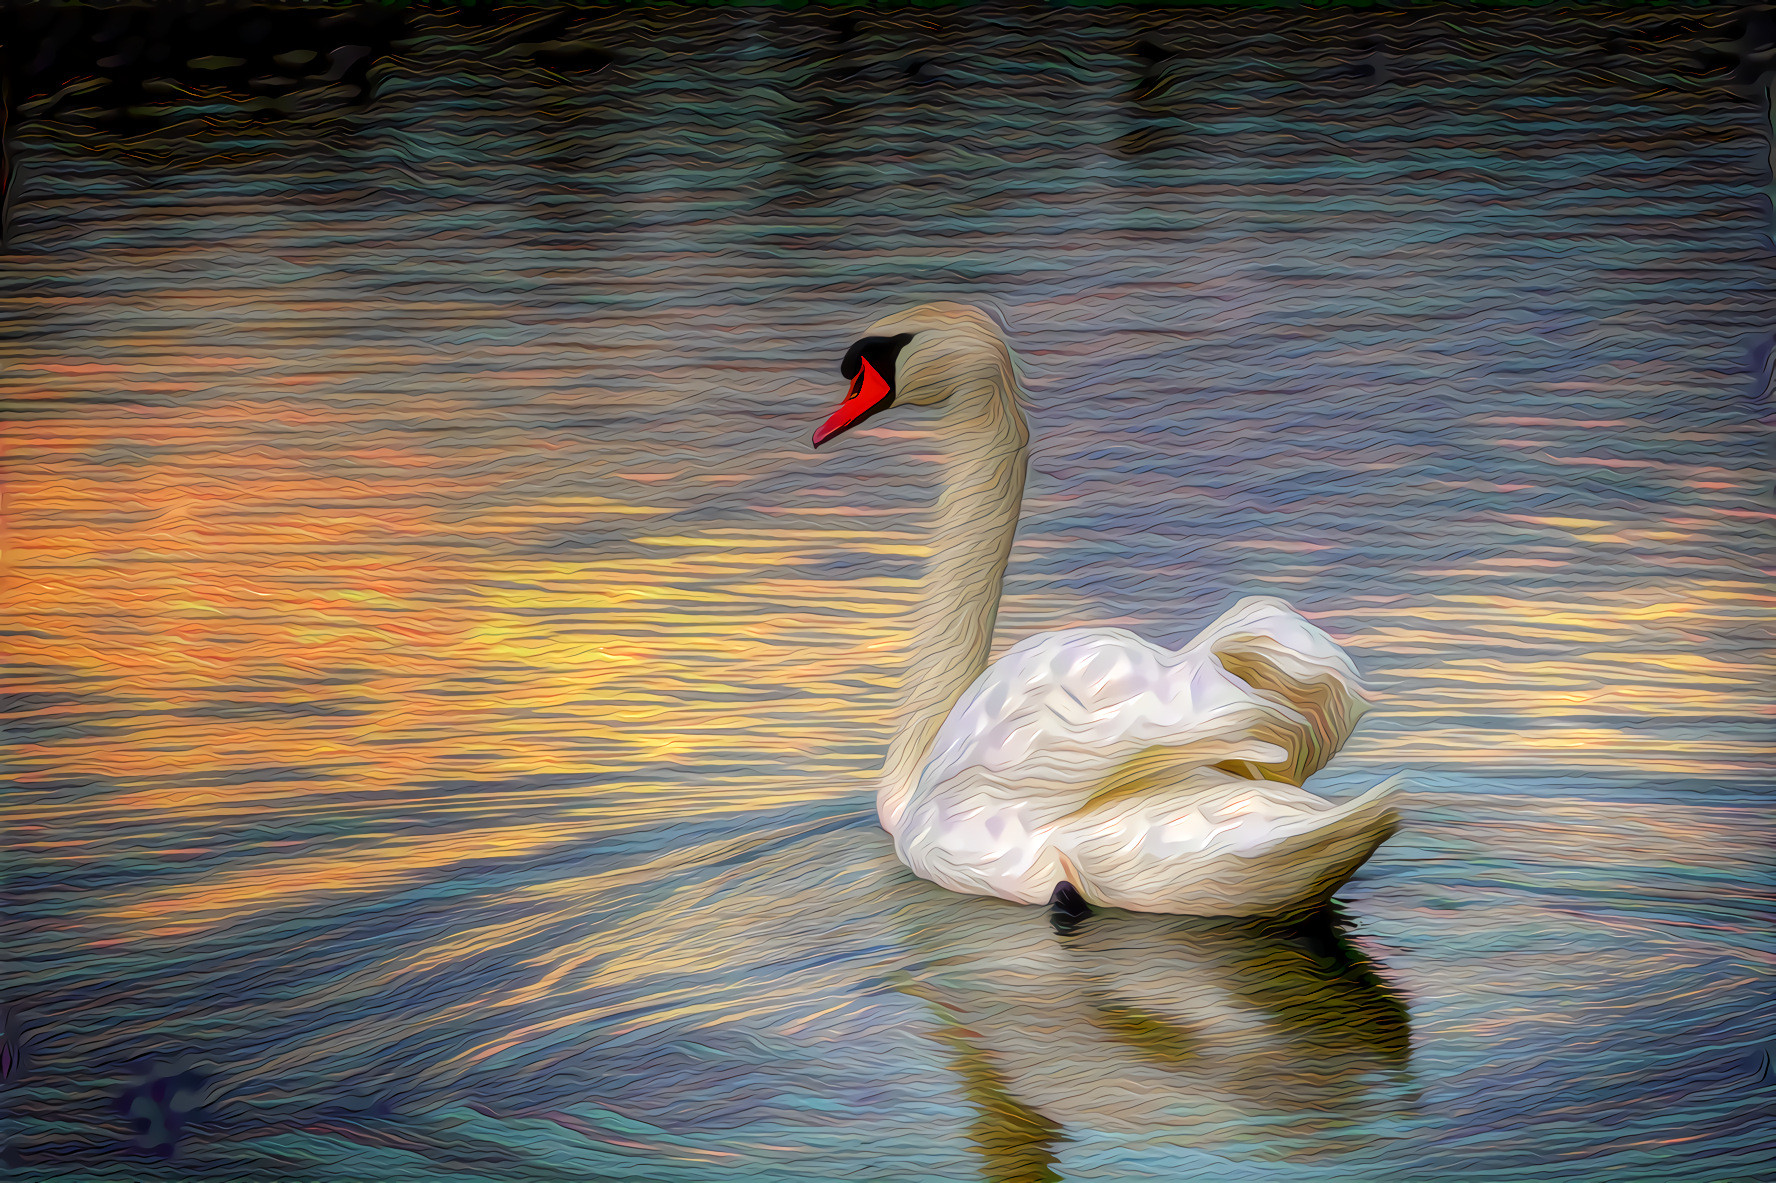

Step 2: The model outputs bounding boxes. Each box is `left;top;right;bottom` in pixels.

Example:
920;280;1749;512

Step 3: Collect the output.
893;895;1412;1180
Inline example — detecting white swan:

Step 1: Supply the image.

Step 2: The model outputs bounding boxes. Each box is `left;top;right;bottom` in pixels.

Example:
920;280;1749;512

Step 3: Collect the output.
813;302;1401;917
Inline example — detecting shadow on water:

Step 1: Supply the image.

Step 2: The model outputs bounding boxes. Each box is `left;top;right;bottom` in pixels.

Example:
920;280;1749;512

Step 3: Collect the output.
900;895;1412;1179
772;13;874;210
1119;34;1192;160
935;1029;1068;1183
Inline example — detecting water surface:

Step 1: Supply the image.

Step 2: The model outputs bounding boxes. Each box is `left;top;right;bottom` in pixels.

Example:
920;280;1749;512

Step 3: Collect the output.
5;5;1773;1180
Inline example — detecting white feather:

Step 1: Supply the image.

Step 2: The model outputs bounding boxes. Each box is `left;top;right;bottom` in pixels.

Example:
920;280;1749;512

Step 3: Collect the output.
892;597;1400;914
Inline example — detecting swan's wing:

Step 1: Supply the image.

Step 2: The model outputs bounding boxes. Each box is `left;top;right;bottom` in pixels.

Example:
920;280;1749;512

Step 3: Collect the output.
895;597;1385;906
916;596;1369;807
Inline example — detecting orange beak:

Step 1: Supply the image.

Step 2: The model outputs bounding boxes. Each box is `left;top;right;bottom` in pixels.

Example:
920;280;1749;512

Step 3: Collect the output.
813;358;893;448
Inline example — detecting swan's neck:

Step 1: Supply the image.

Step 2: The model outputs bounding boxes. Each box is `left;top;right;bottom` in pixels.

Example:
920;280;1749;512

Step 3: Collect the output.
877;371;1029;833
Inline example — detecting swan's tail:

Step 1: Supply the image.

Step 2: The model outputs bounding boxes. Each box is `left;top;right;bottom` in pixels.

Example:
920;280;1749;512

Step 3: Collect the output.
1068;773;1406;917
1176;773;1403;918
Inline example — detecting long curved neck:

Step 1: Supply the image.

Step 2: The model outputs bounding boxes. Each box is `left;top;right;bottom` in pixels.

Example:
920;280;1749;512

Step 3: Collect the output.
877;369;1029;833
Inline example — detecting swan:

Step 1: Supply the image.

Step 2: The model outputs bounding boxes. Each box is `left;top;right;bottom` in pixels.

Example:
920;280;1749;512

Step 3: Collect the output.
812;302;1401;917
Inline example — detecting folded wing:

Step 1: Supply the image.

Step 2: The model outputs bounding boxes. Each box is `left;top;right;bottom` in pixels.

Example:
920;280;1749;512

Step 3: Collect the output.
894;596;1392;910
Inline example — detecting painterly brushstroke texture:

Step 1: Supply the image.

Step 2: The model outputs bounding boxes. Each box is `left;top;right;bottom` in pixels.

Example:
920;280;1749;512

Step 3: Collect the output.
3;3;1772;1181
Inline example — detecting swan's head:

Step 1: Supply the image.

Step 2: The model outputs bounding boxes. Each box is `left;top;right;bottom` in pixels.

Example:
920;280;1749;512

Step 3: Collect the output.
813;302;1016;448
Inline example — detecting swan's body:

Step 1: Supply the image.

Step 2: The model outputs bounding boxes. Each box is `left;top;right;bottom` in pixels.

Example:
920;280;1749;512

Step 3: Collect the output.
815;303;1400;916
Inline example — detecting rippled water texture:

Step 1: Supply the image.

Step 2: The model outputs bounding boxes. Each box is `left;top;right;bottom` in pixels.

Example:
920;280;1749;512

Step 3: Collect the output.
5;4;1774;1180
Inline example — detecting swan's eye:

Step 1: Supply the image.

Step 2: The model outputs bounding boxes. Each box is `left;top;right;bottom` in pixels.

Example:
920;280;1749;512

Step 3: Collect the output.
839;333;915;385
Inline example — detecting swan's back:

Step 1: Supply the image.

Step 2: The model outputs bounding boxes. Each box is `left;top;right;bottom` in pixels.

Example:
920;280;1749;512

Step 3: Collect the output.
892;596;1396;913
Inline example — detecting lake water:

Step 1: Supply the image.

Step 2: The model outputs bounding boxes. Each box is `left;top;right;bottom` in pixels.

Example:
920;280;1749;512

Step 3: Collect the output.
5;5;1773;1180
